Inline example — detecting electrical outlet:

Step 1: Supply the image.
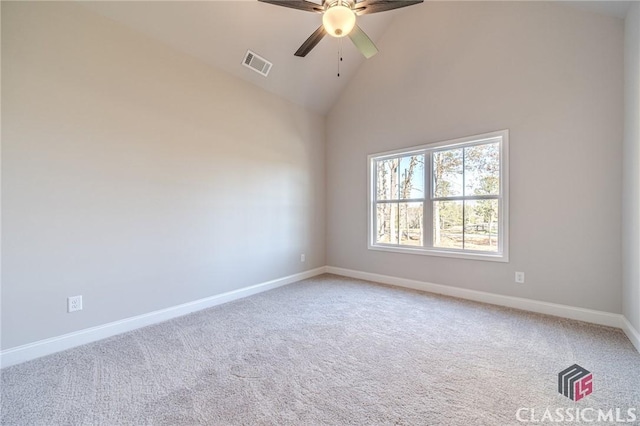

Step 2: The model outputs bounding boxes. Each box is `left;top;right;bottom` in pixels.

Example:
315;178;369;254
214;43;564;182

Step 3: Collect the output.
300;254;306;262
515;272;525;284
68;295;83;313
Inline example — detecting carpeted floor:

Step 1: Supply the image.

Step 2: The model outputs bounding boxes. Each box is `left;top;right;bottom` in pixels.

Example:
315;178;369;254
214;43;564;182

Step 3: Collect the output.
1;274;639;425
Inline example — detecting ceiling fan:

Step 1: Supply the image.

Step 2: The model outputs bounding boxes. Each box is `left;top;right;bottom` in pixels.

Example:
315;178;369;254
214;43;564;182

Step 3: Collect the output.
258;0;423;59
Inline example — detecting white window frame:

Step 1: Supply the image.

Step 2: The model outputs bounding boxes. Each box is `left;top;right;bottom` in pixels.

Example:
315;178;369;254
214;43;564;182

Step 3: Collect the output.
368;130;509;262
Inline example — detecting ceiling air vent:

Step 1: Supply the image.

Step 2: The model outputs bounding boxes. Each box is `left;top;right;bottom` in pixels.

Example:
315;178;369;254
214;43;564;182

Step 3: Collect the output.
242;50;272;77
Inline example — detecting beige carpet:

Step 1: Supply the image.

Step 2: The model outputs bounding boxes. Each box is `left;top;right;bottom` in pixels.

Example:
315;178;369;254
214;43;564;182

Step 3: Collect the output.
1;274;639;425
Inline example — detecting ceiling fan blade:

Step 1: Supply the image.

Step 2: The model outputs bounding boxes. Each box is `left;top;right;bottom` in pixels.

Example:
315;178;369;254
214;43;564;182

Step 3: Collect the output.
258;0;323;13
353;0;423;16
295;25;327;57
348;24;378;59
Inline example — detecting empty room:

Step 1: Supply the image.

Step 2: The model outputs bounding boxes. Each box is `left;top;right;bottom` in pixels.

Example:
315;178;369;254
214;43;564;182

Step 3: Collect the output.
1;0;640;424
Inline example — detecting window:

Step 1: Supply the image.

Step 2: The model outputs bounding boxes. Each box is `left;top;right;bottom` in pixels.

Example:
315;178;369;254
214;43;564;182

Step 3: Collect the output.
368;130;509;262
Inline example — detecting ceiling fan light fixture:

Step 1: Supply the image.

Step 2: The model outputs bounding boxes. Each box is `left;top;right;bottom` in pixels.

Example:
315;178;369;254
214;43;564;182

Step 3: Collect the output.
322;4;356;38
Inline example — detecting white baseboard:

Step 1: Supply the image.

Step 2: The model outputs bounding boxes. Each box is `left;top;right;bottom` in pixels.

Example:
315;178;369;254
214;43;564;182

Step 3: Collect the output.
621;316;640;353
326;266;624;329
0;267;327;368
3;265;637;368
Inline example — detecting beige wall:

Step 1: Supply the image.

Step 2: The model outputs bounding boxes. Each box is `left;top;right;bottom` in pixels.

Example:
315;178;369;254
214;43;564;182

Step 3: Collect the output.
623;2;640;331
1;2;325;349
327;2;624;313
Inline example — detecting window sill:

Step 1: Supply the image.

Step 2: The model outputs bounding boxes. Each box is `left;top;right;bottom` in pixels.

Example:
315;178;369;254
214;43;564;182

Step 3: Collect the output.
368;244;509;263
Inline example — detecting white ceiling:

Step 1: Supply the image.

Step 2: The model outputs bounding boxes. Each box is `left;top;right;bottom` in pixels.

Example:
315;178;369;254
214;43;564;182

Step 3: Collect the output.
82;0;404;114
81;1;633;116
562;0;632;19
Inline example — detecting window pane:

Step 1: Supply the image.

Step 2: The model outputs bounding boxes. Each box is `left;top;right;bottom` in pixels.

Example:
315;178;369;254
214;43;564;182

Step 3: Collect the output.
433;200;463;249
399;155;425;200
370;132;507;259
433;149;463;197
464;199;499;252
464;143;500;196
399;202;423;246
376;203;398;244
376;159;399;200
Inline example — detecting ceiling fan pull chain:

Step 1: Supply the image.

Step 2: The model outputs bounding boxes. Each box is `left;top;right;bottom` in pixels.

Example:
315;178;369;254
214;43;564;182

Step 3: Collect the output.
337;37;343;77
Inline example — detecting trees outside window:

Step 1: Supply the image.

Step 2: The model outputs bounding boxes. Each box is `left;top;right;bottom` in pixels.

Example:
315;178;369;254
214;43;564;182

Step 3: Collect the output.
375;155;424;246
369;130;508;262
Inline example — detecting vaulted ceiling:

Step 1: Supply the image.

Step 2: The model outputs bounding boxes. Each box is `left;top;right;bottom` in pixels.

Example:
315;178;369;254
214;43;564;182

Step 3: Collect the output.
81;1;631;115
